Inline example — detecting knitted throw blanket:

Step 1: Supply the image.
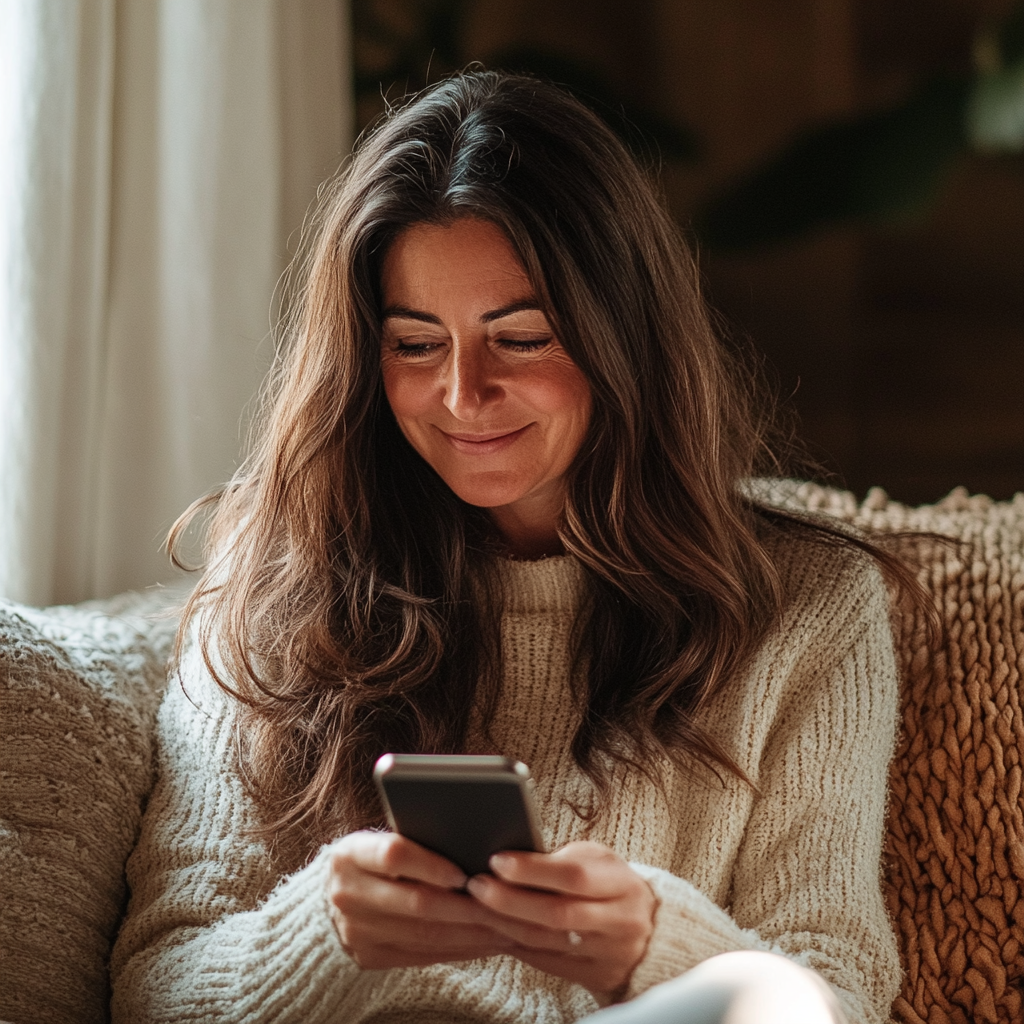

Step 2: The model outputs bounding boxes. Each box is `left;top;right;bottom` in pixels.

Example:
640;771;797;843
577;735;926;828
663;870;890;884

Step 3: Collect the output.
769;483;1024;1024
0;587;182;1024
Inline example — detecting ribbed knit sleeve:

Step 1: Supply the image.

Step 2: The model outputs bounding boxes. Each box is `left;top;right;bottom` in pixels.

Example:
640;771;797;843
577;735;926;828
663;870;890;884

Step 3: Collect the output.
109;641;363;1023
623;551;901;1024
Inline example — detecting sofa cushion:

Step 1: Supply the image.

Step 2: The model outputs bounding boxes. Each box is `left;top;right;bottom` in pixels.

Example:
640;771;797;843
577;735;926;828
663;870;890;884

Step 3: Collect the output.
764;483;1024;1024
2;486;1021;1024
0;588;183;1024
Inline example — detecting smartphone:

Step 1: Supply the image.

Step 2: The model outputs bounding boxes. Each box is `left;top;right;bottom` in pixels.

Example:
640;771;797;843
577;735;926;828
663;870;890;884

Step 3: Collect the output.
373;753;545;878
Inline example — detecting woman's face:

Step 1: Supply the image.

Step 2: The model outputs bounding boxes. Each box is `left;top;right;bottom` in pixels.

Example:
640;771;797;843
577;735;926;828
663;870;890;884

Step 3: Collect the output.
380;218;591;542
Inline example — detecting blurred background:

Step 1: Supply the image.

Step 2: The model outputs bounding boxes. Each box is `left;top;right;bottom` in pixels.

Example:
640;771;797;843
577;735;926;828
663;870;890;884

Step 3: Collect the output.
355;0;1024;506
1;0;1020;604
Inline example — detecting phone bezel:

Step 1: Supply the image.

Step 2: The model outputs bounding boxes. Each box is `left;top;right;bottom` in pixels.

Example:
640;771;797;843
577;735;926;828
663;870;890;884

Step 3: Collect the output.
373;753;546;857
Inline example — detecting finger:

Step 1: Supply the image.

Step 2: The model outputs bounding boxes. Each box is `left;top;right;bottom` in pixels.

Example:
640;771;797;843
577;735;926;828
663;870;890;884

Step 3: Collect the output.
335;831;468;889
330;869;491;926
466;873;618;932
334;915;515;971
489;843;630;899
477;906;606;954
328;882;517;963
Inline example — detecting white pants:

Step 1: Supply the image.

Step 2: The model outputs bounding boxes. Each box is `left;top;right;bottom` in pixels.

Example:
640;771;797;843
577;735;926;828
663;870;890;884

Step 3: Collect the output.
583;952;846;1024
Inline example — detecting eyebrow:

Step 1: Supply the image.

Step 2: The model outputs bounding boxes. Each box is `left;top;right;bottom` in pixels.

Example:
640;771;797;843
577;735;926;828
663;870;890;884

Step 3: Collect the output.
381;298;546;325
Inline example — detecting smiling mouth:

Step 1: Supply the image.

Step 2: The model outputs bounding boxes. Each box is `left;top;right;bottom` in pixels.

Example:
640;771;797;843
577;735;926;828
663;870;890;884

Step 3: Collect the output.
440;425;531;453
444;427;527;442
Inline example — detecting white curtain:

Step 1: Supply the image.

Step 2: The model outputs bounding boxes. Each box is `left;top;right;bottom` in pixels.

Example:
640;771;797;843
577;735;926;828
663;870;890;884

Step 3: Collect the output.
0;0;352;606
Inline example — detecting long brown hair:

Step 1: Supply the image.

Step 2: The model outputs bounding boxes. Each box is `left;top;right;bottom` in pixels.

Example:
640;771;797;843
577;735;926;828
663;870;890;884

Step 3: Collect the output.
171;71;919;851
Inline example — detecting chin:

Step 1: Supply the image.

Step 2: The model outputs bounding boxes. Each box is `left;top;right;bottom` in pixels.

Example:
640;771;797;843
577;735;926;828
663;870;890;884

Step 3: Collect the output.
440;474;530;510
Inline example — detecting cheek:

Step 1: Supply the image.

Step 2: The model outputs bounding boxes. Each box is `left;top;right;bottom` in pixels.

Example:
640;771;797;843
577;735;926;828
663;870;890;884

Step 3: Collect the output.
382;366;432;426
523;369;591;433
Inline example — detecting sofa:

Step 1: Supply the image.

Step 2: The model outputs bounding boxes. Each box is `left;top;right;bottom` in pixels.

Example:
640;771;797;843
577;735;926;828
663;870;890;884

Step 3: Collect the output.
1;483;1021;1024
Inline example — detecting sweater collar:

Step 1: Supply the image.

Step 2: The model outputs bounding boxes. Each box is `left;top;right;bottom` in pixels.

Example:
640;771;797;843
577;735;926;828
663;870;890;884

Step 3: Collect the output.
494;555;585;615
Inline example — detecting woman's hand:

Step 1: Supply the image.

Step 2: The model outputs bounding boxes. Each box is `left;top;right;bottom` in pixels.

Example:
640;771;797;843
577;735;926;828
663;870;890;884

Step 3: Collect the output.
327;830;514;968
465;841;657;1001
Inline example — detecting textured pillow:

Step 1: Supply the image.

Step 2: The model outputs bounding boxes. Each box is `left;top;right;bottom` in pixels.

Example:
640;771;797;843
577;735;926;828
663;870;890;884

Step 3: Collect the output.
764;483;1024;1024
0;588;184;1024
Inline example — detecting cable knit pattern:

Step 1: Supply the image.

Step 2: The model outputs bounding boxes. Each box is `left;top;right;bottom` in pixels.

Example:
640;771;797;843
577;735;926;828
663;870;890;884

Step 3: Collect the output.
110;533;900;1024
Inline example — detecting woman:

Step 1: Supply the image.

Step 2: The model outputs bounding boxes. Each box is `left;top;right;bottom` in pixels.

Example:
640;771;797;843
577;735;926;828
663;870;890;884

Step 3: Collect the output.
111;72;905;1023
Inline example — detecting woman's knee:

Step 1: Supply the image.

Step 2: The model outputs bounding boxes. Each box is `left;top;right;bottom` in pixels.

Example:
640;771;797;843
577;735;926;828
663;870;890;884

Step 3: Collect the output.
589;950;845;1024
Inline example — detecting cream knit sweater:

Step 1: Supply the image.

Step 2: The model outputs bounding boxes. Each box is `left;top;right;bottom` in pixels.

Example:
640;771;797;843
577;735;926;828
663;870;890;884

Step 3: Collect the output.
111;535;902;1024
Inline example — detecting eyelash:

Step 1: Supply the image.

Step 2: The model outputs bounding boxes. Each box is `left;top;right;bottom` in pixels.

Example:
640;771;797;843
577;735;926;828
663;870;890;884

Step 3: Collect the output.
393;338;551;359
497;338;551;354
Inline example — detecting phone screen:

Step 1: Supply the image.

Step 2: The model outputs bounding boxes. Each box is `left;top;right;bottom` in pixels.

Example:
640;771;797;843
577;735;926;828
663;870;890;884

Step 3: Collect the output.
375;754;544;877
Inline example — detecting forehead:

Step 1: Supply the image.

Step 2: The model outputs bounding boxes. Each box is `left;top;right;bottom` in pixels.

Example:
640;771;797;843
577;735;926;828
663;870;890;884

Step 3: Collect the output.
381;219;538;313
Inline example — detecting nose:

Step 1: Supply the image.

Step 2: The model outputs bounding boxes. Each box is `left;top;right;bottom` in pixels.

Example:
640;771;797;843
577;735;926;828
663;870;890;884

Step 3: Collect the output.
443;340;502;420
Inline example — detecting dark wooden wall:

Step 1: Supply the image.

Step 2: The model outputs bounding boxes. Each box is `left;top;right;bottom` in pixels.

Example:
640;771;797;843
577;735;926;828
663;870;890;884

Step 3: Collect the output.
356;0;1024;504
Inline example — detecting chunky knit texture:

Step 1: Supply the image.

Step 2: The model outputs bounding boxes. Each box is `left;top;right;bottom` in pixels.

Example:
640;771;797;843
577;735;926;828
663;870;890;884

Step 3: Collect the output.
761;483;1024;1024
0;588;183;1024
111;532;901;1024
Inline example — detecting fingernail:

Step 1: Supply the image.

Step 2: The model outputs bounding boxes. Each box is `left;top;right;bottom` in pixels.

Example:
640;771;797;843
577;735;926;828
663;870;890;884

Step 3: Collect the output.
466;876;484;896
489;853;512;872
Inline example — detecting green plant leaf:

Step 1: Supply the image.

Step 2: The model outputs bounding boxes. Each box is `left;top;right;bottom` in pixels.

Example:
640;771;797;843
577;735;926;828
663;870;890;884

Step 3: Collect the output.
969;58;1024;151
694;77;970;251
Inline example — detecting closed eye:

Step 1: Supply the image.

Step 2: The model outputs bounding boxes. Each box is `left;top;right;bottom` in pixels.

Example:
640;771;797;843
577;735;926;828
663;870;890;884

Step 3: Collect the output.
389;336;553;358
498;338;551;353
393;340;442;358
